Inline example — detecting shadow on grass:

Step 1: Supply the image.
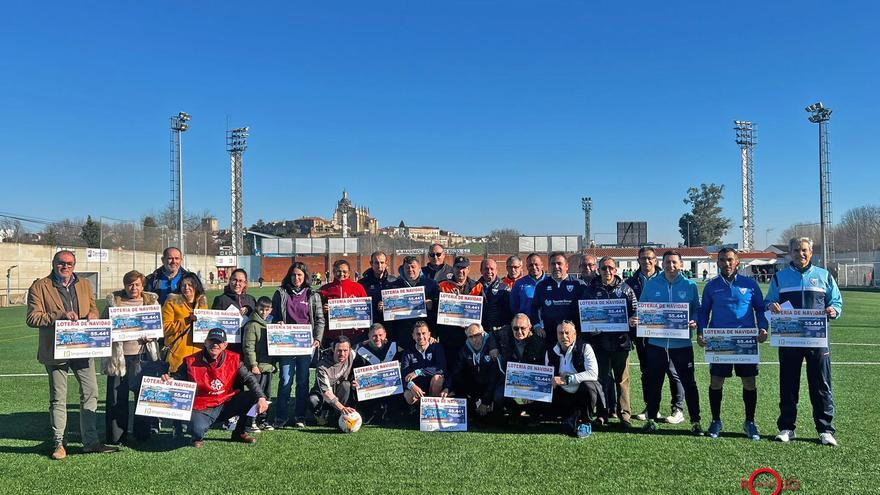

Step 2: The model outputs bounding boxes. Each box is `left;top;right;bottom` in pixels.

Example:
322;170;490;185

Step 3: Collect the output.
124;433;187;453
0;405;97;455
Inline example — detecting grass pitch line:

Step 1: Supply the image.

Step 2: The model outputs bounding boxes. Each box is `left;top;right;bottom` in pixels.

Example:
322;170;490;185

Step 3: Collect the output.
0;334;37;344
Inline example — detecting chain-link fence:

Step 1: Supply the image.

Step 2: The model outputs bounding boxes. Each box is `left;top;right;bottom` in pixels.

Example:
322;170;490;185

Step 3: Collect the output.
837;263;879;287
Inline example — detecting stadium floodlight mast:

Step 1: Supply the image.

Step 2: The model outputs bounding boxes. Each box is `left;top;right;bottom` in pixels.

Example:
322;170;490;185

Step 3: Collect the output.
805;102;833;268
581;197;592;249
170;112;192;255
734;120;756;252
227;126;249;256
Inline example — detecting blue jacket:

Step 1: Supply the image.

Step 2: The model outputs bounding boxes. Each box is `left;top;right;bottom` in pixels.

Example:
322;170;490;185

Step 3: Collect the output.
640;272;700;349
697;275;768;334
400;342;447;384
510;273;548;317
530;275;584;346
145;266;191;305
624;268;663;300
765;263;842;318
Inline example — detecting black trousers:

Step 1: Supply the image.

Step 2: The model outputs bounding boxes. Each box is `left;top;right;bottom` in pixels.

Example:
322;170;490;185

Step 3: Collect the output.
778;346;835;434
644;344;700;423
545;381;604;422
105;354;155;443
253;372;272;423
636;337;684;412
309;380;352;420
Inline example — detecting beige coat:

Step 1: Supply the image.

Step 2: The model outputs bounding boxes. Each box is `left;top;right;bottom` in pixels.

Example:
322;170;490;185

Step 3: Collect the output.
26;274;99;366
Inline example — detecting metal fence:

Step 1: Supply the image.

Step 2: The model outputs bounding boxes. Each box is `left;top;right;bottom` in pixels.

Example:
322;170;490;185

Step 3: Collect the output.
257;233;583;258
837;263;879;287
28;220;221;257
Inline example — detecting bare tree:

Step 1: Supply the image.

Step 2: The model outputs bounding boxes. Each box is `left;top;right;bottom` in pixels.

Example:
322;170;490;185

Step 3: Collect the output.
778;223;822;246
834;205;880;254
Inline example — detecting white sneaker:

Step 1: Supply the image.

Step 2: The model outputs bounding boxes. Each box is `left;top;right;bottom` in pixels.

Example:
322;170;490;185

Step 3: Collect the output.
665;409;685;424
634;410;647;421
775;429;796;442
819;432;839;446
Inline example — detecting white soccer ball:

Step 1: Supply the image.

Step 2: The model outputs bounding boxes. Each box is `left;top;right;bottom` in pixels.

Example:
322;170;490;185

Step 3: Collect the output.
338;411;363;433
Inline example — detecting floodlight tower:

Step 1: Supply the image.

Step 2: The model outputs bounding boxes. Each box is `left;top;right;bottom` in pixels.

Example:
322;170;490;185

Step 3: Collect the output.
734;121;756;252
581;197;592;248
170;112;191;254
806;102;833;268
227;126;249;256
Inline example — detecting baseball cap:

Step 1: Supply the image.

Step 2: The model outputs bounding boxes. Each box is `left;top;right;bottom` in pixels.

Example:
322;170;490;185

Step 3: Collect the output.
206;327;227;343
453;256;470;268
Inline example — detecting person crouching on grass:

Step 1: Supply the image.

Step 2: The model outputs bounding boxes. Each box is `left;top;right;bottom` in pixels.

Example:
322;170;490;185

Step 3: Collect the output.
545;321;604;438
162;328;268;448
400;321;449;407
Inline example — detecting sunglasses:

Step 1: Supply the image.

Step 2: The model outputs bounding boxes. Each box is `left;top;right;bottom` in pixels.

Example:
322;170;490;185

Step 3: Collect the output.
429;252;444;258
55;261;75;267
600;266;616;271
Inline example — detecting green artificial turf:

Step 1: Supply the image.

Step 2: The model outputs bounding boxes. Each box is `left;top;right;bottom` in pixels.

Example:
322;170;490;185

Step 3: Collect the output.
0;287;877;494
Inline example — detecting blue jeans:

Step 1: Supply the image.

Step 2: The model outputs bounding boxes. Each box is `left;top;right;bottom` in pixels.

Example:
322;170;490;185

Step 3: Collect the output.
276;355;312;423
189;390;256;441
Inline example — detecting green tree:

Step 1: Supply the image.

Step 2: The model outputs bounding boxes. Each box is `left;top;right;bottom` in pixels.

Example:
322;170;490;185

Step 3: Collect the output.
80;215;101;248
678;183;731;246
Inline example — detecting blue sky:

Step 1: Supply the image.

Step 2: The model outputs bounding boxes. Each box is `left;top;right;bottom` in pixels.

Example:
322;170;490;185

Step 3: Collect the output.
2;1;877;247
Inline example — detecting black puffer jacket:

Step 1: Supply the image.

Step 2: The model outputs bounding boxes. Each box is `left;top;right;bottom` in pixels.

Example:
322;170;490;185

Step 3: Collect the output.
579;275;637;352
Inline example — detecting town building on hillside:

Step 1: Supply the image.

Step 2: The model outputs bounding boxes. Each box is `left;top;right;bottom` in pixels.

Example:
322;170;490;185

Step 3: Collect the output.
332;190;378;235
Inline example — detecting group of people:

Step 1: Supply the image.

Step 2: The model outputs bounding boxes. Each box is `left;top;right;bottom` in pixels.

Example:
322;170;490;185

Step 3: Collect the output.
26;237;843;458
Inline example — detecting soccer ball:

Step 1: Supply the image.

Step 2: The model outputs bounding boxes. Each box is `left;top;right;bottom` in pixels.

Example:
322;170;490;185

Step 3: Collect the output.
338;411;362;433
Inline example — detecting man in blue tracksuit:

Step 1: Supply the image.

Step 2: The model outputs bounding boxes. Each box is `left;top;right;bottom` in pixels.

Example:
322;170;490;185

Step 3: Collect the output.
530;252;584;348
696;248;769;440
510;253;548;318
639;250;703;435
765;237;842;446
626;246;685;423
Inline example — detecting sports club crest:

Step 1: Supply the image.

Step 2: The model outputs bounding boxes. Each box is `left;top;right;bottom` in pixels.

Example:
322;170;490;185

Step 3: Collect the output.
426;353;433;360
678;291;687;299
484;355;491;363
545;299;552;306
566;285;574;293
492;288;499;295
809;278;818;287
739;287;748;295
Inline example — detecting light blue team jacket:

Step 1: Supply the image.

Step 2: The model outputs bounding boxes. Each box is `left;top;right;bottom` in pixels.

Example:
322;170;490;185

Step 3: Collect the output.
640;272;700;349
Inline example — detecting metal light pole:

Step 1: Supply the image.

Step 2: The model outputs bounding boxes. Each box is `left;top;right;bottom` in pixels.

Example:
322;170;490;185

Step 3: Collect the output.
6;265;17;307
687;221;692;247
734;120;756;252
765;228;774;249
227;126;249;256
581;197;592;249
806;102;833;268
170;112;192;255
